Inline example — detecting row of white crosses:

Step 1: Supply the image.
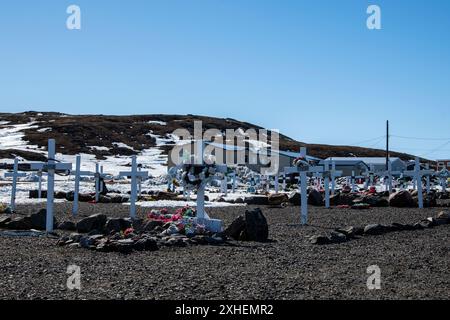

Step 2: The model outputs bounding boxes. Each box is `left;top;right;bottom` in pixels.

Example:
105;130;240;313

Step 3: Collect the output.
378;161;403;194
284;147;324;225
323;161;342;208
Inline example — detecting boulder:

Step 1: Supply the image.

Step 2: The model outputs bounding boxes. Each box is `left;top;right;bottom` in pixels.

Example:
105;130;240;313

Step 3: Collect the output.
268;193;289;206
54;191;67;199
76;214;107;233
133;236;159;251
329;231;347;243
359;195;389;207
309;235;330;245
335;226;363;238
5;216;32;230
242;208;269;242
57;221;77;231
104;218;132;234
98;195;112;204
244;195;269;206
78;193;95;202
224;216;246;240
364;224;388;235
65;191;75;201
308;189;323;206
29;190;47;199
0;215;12;228
436;211;450;222
288;191;301;205
30;209;58;230
389;191;415;208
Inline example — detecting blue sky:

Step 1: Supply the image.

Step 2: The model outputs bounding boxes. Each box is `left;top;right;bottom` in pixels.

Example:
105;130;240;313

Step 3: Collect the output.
0;0;449;160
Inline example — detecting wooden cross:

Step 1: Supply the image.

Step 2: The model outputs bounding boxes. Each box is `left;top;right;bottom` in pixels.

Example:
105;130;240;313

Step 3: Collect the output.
119;155;149;219
4;158;27;212
284;147;323;225
32;169;47;200
30;139;72;232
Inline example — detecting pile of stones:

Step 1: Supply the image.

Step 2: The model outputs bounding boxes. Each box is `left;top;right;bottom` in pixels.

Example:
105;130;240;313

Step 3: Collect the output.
309;211;450;245
56;213;229;253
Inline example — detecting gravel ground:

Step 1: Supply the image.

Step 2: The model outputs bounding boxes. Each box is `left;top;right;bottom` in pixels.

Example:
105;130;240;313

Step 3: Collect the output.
0;202;449;300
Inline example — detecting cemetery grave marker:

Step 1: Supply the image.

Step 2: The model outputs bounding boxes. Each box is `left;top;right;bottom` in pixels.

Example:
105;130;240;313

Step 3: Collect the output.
30;139;72;232
4;158;27;212
119;155;149;219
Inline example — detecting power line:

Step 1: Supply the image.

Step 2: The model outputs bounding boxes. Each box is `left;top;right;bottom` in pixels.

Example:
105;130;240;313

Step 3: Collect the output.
350;135;386;146
391;134;450;141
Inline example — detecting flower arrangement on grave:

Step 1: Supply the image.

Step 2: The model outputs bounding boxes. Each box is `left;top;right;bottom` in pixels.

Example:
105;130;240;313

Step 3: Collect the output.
180;163;220;190
146;206;208;236
0;203;11;214
293;156;311;171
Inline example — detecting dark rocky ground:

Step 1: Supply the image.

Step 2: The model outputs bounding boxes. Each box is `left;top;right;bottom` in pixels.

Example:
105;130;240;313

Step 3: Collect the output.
0;202;449;300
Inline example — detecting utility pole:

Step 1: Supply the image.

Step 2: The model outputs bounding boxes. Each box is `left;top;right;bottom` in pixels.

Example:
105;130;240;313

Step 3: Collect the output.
386;120;389;170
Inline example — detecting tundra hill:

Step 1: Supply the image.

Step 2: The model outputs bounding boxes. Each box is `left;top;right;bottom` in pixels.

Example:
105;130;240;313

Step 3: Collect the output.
0;111;416;162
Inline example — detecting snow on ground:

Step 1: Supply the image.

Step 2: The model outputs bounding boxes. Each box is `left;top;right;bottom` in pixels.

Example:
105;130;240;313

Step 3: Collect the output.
148;121;167;126
0;122;42;152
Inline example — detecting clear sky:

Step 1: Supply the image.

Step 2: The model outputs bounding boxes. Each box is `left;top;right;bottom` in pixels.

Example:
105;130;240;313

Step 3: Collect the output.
0;0;449;160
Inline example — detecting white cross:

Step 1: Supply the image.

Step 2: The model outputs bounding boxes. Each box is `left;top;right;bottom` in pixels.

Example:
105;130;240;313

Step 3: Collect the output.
30;139;72;232
378;161;403;194
71;155;100;216
231;171;237;193
329;161;342;195
322;161;342;208
403;157;434;208
119;155;148;219
4;158;27;212
285;147;323;225
31;169;47;200
437;168;449;193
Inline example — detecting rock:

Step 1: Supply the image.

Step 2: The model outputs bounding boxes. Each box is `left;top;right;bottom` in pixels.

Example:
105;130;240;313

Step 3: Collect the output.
224;216;246;240
54;191;67;199
30;209;58;230
133;236;159;251
78;193;95;202
142;220;164;232
330;193;357;206
76;214;107;233
57;221;76;231
233;197;245;204
359;195;389;207
389;191;415;208
308;189;323;206
351;203;371;210
391;222;415;231
436;211;450;222
116;239;135;253
242;208;269;242
335;226;363;238
329;231;347;243
364;224;388;235
288;191;301;205
98;195;112;203
5;216;32;230
268;193;288;206
154;191;179;200
104;218;132;234
0;215;12;228
65;191;75;201
244;195;269;206
309;235;330;245
69;233;83;242
29;190;47;199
